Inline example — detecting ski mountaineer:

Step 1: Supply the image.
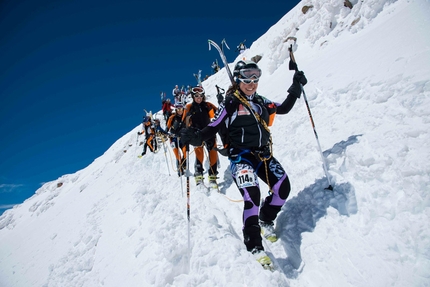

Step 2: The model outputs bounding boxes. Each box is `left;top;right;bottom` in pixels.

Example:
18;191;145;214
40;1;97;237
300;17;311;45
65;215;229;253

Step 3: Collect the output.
162;98;174;122
180;60;307;264
236;41;247;54
166;103;187;176
211;60;220;74
172;85;182;105
154;118;168;138
182;86;219;189
138;115;157;156
185;85;191;97
153;118;169;154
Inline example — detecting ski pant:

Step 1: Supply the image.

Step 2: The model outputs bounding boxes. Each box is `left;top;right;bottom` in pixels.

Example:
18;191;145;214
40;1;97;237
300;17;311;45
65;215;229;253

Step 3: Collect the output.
143;134;156;153
170;137;186;171
193;137;218;176
229;148;291;251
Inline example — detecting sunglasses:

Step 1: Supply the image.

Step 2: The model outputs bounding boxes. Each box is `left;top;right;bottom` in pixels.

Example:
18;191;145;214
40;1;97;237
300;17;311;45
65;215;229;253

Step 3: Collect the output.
238;77;260;84
191;86;205;94
239;68;262;79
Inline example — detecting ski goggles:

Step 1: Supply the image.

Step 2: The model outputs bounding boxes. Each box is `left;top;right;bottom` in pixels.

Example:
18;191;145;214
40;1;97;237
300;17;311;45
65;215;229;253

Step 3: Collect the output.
191;86;205;95
238;77;260;84
239;68;262;79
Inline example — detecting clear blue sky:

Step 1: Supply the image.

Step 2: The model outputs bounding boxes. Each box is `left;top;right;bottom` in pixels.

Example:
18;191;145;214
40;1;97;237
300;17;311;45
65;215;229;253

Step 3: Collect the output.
0;0;300;214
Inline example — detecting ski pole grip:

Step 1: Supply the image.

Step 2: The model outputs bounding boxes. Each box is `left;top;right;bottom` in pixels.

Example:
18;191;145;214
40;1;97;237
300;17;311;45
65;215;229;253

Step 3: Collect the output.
288;45;299;71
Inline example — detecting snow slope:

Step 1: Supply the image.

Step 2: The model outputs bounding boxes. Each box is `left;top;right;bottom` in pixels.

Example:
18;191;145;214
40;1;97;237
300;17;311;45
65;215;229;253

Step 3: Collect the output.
1;0;429;286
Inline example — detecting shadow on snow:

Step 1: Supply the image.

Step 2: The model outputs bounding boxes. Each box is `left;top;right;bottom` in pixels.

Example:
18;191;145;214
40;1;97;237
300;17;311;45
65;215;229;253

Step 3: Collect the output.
276;135;361;278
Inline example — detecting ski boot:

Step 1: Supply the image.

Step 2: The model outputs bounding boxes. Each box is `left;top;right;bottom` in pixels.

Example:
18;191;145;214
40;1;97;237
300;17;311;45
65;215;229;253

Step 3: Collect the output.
259;220;277;243
251;247;273;270
208;175;218;190
194;174;204;186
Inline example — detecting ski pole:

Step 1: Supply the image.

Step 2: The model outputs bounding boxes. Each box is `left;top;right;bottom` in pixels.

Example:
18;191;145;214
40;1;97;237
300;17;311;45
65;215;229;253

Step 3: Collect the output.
182;116;193;254
185;143;191;255
180;168;184;197
161;135;171;176
288;45;333;190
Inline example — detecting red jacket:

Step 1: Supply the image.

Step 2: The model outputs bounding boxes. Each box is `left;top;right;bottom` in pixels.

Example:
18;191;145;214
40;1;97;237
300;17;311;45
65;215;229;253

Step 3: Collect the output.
162;101;174;113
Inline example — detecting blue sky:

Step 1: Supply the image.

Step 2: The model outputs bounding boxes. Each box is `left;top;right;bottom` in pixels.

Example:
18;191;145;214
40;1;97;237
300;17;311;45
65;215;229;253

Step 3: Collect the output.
0;0;300;214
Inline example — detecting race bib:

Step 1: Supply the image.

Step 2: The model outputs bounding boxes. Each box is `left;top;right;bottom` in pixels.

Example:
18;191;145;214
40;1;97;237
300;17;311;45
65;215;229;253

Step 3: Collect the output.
234;164;258;188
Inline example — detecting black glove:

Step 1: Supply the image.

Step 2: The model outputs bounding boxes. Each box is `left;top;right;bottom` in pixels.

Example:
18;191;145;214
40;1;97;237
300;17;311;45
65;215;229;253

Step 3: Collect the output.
287;71;307;98
289;60;298;71
294;70;307;86
180;128;203;146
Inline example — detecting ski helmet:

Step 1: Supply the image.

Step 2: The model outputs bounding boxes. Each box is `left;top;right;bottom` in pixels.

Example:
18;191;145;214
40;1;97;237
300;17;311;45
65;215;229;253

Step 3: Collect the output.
190;86;205;98
233;60;261;78
143;116;151;125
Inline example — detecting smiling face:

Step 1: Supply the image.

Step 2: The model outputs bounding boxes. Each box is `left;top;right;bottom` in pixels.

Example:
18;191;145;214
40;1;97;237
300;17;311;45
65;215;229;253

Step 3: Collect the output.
193;94;204;103
239;80;258;96
234;62;261;96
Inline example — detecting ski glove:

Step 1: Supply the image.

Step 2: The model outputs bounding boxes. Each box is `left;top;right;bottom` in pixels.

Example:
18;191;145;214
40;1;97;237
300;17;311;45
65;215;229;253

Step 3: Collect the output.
180;128;203;146
289;60;298;71
287;71;307;98
294;70;307;86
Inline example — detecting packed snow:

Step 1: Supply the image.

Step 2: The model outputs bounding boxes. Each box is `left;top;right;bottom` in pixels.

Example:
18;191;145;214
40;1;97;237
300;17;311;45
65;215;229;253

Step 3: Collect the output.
1;0;429;286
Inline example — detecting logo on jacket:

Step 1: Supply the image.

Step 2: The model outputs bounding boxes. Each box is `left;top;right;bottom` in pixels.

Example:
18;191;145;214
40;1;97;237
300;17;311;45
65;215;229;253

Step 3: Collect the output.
238;104;250;116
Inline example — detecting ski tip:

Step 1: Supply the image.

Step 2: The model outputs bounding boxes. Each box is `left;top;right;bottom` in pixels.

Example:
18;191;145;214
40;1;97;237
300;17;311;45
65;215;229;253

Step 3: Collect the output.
263;264;275;272
259;259;275;272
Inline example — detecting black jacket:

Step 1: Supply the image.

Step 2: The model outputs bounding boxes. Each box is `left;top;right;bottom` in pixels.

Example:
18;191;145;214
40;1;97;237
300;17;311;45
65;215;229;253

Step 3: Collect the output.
200;91;298;149
183;101;217;130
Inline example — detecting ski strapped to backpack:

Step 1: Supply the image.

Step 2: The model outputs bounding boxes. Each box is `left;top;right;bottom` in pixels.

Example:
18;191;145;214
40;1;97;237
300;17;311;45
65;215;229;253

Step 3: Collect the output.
208;39;234;84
